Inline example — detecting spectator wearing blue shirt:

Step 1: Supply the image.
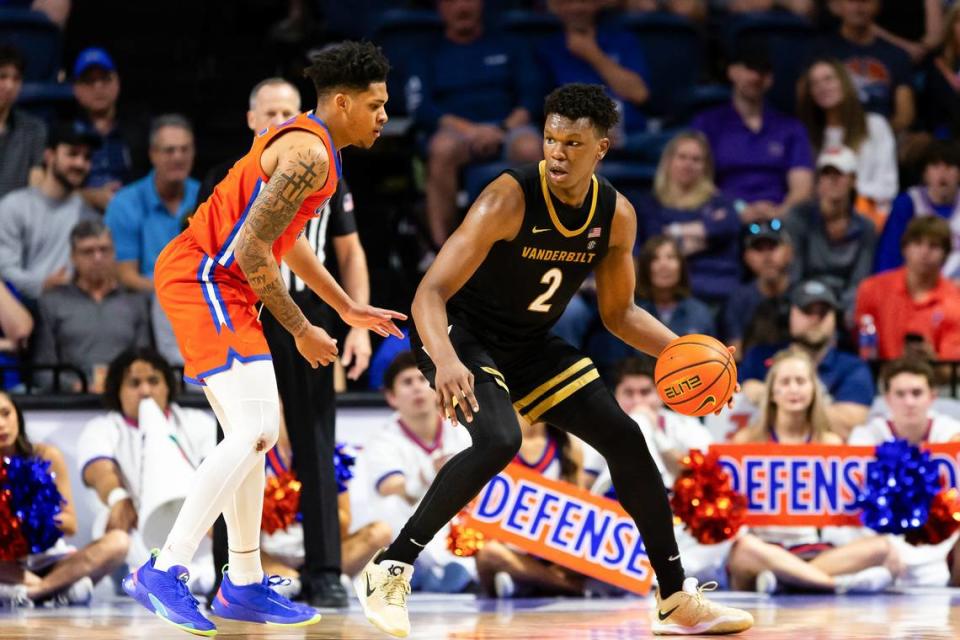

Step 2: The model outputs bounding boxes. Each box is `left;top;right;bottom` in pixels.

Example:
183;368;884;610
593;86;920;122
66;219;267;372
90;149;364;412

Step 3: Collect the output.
816;0;915;133
692;43;814;224
542;0;651;140
407;0;542;249
739;279;873;438
70;48;149;211
105;114;198;293
635;131;741;307
875;142;960;277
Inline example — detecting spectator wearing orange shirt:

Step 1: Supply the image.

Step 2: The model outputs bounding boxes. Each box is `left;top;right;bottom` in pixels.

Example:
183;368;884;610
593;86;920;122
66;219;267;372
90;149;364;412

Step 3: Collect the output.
854;216;960;361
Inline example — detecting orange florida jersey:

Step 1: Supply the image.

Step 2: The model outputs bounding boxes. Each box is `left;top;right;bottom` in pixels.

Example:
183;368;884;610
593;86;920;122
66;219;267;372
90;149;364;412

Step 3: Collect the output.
187;111;341;303
154;112;340;385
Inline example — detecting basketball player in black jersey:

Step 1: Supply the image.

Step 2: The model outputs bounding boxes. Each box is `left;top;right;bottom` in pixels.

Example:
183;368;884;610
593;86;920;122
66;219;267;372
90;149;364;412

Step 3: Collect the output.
356;84;753;636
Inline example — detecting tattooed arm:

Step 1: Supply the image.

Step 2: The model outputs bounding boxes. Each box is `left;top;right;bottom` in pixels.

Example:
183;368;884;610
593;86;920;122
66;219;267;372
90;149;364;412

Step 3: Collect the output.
235;132;339;366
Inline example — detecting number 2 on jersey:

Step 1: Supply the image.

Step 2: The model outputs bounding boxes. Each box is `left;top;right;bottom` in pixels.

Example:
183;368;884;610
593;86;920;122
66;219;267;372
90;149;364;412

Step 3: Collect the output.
528;268;563;313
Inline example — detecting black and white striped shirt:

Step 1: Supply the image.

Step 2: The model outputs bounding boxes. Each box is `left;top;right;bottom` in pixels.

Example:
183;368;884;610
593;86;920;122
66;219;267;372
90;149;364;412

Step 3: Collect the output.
280;180;356;292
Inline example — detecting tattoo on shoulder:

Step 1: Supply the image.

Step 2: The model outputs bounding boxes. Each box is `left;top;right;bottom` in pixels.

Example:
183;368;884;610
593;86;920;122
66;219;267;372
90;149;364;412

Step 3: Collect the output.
247;148;328;244
232;147;326;338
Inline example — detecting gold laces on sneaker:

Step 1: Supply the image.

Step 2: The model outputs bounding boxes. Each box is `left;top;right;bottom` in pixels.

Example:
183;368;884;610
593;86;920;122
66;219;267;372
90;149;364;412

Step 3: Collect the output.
383;573;411;607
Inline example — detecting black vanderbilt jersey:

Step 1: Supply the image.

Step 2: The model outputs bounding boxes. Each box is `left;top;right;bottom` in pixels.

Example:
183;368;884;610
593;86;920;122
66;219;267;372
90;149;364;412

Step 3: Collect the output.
447;161;618;346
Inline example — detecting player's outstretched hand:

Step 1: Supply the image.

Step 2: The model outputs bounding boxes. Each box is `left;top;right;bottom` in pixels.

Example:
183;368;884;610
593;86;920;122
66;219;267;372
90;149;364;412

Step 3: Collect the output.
714;345;739;416
435;358;480;426
295;324;339;368
341;304;407;339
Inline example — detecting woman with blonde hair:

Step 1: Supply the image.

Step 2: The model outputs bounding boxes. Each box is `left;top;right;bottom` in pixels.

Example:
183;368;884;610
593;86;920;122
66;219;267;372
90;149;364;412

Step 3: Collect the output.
731;349;901;594
796;58;898;225
636;131;741;307
734;348;842;445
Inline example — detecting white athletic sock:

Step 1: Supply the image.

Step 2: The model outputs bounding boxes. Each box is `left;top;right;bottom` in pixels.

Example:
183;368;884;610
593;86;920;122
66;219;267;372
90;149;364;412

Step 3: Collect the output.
228;545;264;586
155;361;279;573
223;462;266;585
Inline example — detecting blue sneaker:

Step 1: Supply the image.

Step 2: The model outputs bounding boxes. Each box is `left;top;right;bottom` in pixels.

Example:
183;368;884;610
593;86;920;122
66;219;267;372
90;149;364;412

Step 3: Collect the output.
122;554;216;637
210;569;321;627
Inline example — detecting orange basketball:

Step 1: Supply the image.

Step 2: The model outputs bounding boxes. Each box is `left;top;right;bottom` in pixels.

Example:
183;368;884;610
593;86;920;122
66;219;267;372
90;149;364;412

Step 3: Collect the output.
654;334;736;417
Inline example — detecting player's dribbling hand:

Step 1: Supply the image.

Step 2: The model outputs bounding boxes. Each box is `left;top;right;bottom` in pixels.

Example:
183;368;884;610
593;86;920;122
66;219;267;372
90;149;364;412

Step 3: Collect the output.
295;324;339;368
341;304;407;339
435;359;480;426
715;345;739;416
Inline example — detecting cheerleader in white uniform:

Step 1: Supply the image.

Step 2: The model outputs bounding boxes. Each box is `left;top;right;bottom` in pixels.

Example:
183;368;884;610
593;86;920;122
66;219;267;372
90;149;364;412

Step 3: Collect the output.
731;350;899;592
846;358;960;587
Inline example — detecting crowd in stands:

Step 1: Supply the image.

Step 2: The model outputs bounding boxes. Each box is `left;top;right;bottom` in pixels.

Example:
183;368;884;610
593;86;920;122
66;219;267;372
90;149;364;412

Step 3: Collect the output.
6;0;960;606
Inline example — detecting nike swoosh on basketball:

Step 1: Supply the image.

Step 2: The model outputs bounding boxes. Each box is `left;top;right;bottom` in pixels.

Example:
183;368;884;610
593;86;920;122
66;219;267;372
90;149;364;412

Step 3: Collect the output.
532;226;551;234
658;605;679;621
694;395;717;414
365;574;376;598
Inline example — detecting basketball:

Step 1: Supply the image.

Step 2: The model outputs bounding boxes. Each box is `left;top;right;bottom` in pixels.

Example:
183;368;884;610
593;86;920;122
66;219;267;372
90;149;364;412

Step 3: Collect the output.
654;334;736;417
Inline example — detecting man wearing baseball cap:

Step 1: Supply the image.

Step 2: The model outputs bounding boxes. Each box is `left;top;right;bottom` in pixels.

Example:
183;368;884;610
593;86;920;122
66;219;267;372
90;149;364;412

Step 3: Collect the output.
692;40;814;224
723;219;793;354
783;145;877;315
70;47;148;211
738;279;875;437
0;122;100;304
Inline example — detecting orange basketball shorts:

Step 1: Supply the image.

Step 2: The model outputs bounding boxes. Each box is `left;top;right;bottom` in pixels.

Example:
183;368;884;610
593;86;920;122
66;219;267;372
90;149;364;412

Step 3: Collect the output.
155;233;272;386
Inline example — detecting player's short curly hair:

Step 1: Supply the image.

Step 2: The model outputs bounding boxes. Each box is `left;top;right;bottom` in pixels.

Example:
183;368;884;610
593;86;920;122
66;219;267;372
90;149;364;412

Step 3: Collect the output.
304;41;390;96
543;83;619;136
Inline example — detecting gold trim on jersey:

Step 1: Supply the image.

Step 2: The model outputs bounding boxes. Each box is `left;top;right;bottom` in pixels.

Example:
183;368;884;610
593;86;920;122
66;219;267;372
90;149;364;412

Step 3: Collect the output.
481;366;510;393
524;368;600;423
538;161;598;238
513;357;593;411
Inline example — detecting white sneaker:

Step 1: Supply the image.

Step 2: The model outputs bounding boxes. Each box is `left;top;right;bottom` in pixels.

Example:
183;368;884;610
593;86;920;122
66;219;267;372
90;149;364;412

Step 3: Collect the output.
0;584;33;609
652;577;753;635
835;566;893;594
493;571;515;599
59;576;93;606
755;569;778;594
354;549;414;638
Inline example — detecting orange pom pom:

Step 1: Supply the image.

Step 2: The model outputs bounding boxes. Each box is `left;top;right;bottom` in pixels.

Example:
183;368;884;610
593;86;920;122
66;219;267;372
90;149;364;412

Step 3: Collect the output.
670;449;746;544
261;469;302;535
447;510;485;557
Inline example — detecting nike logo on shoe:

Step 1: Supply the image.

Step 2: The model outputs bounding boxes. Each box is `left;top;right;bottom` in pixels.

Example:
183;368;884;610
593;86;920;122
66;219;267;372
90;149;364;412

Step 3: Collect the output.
365;574;376;598
658;605;679;621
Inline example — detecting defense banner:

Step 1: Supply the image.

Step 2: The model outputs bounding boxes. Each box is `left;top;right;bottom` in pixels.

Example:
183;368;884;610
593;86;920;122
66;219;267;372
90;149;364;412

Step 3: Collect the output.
711;443;960;526
462;462;654;595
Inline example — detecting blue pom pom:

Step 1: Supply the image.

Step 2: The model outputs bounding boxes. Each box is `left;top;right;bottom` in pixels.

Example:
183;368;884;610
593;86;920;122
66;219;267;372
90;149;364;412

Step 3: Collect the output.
856;439;941;534
2;456;65;554
333;444;356;494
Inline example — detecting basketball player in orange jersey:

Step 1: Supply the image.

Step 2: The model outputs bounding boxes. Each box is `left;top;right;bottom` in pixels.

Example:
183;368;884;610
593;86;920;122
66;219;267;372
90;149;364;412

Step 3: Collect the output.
122;42;405;636
355;84;752;637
